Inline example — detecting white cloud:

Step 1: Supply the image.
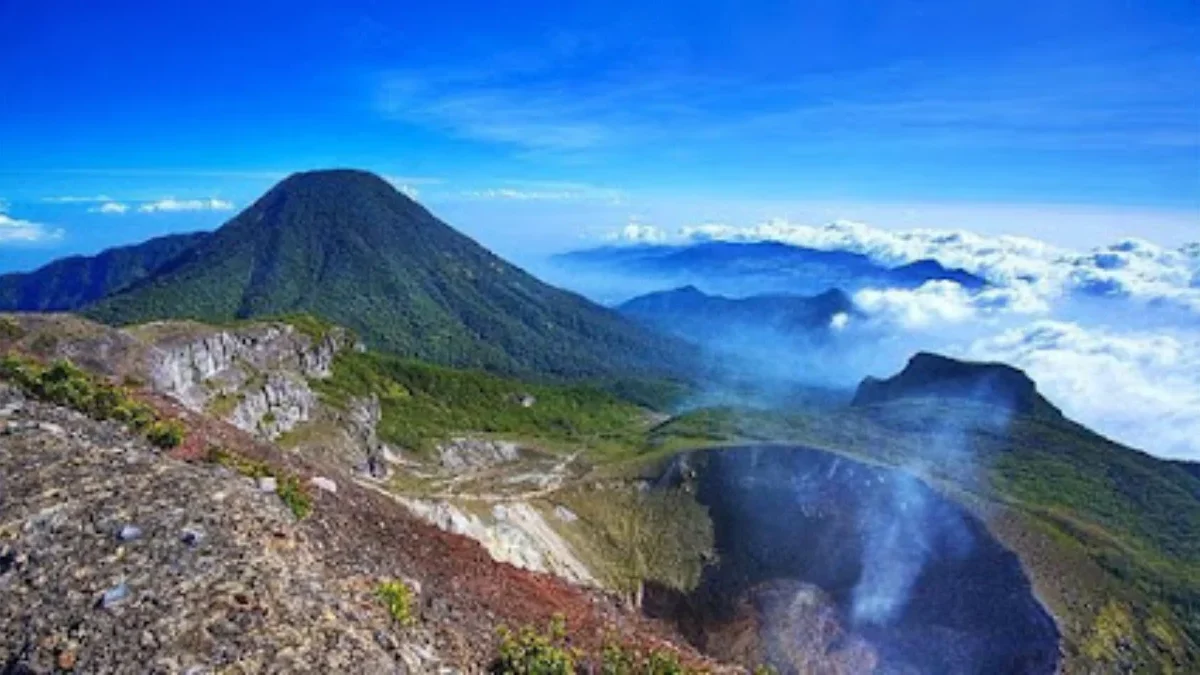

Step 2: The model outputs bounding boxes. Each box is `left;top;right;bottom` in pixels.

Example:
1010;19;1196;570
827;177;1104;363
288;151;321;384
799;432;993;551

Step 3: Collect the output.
461;184;624;204
605;221;669;244
671;219;1200;316
88;201;129;214
463;188;577;200
41;195;114;203
853;281;1050;329
137;197;235;213
383;175;441;200
0;213;63;244
967;321;1200;460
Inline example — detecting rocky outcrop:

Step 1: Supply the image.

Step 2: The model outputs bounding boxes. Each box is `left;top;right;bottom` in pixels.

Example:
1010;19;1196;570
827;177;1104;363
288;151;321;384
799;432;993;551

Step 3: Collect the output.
144;322;348;439
852;351;1062;417
437;437;521;471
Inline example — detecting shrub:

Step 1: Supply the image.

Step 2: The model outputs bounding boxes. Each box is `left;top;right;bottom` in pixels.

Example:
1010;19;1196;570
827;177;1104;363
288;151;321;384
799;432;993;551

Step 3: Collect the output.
492;618;711;675
494;616;577;675
0;316;23;341
277;475;313;519
146;420;186;449
376;579;417;626
0;352;185;449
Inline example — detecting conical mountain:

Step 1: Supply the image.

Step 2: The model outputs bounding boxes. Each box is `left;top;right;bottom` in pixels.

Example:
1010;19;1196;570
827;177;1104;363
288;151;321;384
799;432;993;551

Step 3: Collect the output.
84;169;691;378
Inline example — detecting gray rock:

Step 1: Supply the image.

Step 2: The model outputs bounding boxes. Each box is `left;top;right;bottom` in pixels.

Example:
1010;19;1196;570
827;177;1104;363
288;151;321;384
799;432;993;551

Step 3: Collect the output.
117;524;143;541
257;476;278;493
147;324;349;441
310;476;337;493
180;527;205;547
552;506;578;523
436;437;520;471
100;581;130;608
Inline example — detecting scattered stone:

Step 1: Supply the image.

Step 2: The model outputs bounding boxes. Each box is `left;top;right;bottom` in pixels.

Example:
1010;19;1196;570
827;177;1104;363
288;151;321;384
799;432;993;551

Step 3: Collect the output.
57;648;78;671
180;527;205;547
257;476;278;493
37;421;66;435
310;476;337;493
552;505;578;523
117;524;143;542
99;582;130;608
0;548;16;574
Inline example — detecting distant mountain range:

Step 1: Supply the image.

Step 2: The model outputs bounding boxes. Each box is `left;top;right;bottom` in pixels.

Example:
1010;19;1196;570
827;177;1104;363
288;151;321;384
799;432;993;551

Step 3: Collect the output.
555;240;985;300
0;231;209;311
619;285;857;343
0;170;693;379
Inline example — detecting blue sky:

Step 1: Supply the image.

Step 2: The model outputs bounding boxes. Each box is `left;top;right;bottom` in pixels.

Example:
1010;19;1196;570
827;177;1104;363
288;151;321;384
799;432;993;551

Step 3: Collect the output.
1;0;1197;272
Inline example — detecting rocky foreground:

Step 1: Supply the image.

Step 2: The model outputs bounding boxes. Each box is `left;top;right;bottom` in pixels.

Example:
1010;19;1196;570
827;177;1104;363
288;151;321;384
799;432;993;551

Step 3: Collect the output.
0;380;712;674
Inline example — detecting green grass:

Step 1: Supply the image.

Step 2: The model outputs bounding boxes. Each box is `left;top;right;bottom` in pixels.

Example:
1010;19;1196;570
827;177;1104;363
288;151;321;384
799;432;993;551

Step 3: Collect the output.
312;350;651;454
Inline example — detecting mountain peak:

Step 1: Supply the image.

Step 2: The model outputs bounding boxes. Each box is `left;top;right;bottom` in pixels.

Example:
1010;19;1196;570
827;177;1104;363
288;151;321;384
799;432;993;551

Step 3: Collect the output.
80;170;692;378
276;168;399;192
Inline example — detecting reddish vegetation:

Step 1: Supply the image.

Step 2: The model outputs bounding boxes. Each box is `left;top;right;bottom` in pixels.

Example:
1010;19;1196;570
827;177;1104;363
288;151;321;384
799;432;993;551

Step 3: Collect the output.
139;390;722;670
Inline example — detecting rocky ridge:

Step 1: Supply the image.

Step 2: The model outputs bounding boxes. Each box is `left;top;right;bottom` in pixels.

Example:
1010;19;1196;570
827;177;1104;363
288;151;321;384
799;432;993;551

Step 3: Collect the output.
138;321;351;440
0;316;723;672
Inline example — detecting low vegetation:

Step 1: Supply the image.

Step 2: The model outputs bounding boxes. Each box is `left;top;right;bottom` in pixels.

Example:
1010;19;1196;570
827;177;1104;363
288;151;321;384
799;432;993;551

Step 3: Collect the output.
313;350;650;454
492;616;703;675
554;488;713;594
0;353;184;449
207;447;313;519
376;579;417;626
0;316;23;340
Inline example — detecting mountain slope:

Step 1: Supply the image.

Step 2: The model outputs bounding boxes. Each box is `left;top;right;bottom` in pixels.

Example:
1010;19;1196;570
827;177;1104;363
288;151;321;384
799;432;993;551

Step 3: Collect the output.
83;170;692;378
0;231;209;311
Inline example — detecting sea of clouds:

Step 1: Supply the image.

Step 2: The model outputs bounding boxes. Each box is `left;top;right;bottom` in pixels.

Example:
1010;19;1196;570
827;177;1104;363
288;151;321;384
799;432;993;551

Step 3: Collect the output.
610;220;1200;461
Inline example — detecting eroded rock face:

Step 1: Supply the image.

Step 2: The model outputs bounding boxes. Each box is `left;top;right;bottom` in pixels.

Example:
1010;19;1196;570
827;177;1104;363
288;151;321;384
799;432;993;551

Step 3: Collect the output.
656;447;1060;675
396;497;597;587
145;323;346;439
690;580;878;675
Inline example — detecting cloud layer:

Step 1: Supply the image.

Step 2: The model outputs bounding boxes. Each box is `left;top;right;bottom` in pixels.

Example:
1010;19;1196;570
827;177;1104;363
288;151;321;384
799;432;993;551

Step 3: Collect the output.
604;218;1200;460
631;219;1200;317
968;322;1200;461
